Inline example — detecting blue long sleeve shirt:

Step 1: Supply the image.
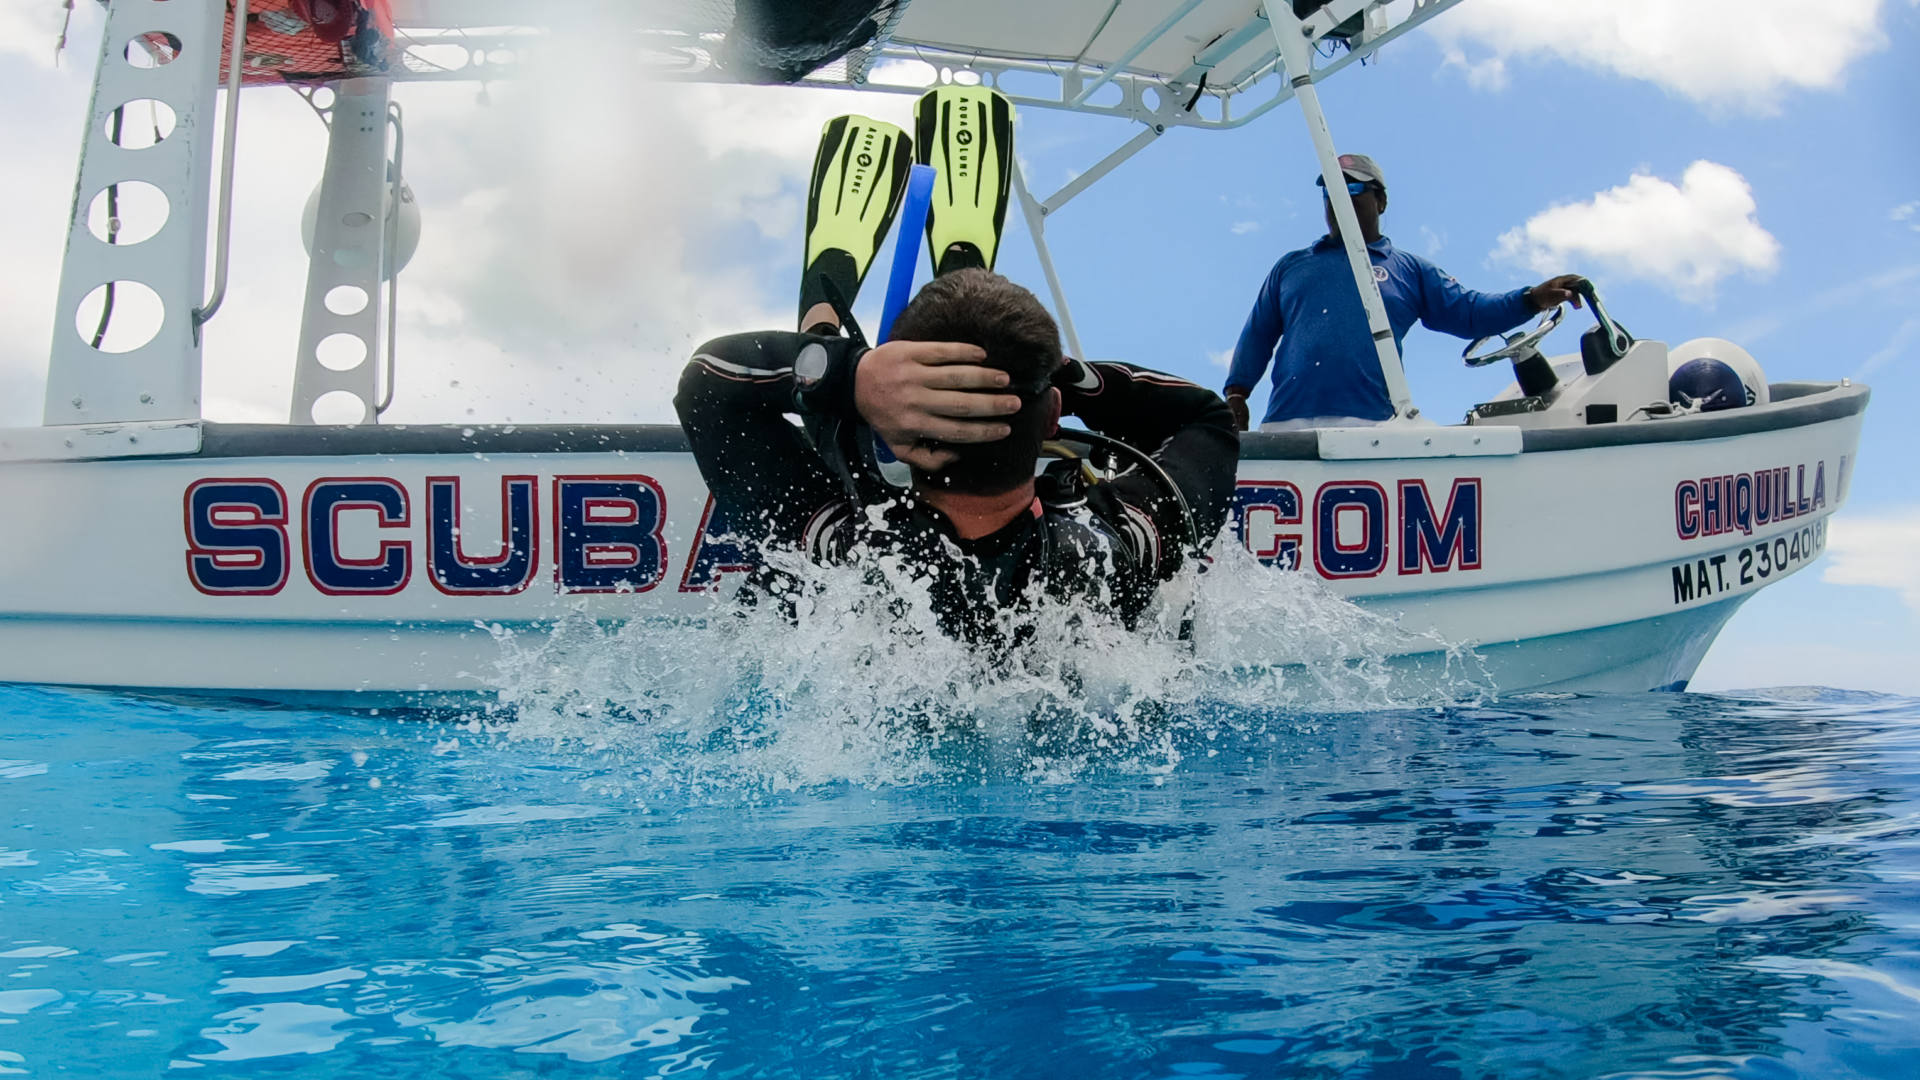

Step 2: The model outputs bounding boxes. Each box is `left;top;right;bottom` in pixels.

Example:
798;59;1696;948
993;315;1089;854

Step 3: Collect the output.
1224;234;1536;424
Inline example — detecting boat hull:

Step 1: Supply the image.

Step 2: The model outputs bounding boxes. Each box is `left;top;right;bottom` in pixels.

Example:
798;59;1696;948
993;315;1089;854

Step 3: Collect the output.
0;384;1867;703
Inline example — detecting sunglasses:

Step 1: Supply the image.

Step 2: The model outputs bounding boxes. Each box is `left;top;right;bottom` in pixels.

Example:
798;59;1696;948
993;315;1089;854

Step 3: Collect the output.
1317;178;1375;197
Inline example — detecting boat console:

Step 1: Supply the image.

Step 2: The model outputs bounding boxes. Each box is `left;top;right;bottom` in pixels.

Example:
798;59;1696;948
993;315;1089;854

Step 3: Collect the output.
1464;286;1755;431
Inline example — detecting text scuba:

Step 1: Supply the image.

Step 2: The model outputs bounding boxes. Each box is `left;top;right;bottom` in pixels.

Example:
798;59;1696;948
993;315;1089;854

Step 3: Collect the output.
184;476;752;597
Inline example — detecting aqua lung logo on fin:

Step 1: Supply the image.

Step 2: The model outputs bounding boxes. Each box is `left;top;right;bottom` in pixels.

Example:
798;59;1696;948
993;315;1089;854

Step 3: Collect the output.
950;107;975;180
847;129;880;199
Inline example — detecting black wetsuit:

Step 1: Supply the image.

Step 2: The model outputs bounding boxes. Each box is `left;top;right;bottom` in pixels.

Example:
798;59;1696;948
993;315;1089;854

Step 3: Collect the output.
674;332;1238;639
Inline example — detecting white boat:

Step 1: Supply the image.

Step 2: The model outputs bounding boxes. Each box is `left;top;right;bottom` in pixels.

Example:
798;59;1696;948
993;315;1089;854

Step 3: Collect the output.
0;0;1867;703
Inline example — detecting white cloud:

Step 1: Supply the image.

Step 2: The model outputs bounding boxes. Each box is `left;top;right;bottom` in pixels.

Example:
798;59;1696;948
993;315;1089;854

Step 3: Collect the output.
0;9;100;426
1429;0;1895;113
1493;162;1780;304
1206;348;1231;369
1229;220;1259;236
1894;202;1920;232
867;58;938;89
1824;509;1920;616
346;57;909;424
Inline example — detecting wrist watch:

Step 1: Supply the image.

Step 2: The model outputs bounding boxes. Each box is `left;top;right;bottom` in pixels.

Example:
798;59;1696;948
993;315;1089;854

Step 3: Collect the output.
792;338;864;417
793;342;831;391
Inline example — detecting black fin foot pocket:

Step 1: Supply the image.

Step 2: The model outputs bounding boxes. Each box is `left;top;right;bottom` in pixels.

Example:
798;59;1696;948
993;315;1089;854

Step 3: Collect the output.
933;242;989;278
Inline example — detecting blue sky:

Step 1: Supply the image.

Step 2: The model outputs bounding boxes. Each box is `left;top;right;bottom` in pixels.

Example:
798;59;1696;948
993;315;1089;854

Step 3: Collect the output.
0;0;1915;692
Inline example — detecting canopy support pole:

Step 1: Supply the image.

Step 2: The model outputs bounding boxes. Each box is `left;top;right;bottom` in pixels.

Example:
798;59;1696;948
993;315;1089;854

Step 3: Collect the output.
193;0;249;333
1012;161;1085;360
1266;4;1415;419
290;78;393;426
1040;123;1164;216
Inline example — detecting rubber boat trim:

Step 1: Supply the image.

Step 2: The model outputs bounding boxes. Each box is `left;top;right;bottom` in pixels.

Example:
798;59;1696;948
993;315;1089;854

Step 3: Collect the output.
1516;381;1867;454
182;381;1868;461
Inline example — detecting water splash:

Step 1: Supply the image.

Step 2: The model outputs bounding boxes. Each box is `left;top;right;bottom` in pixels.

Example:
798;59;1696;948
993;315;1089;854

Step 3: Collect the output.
476;539;1490;792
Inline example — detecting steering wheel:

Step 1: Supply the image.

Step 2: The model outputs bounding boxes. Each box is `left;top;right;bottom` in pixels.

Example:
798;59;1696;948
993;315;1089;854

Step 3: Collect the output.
1462;304;1565;368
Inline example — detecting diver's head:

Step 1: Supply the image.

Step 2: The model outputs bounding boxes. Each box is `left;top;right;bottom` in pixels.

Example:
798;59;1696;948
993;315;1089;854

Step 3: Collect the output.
888;269;1064;496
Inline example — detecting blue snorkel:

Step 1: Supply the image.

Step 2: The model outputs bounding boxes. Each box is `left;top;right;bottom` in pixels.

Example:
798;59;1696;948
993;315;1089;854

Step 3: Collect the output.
857;163;937;467
809;164;934;483
877;164;936;344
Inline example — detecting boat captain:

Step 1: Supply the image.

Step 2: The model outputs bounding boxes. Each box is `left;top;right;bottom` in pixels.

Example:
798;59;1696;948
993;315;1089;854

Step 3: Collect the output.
1222;153;1587;431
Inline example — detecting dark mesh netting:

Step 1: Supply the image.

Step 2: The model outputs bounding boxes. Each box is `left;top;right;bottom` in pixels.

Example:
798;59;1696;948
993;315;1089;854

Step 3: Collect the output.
722;0;906;83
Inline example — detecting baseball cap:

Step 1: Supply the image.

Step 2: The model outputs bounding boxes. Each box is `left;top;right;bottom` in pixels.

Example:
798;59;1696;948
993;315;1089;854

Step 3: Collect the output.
1314;152;1386;194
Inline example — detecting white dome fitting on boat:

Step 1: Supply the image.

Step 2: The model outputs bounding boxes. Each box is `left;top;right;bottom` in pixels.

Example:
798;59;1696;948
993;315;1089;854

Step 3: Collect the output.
1669;338;1769;407
300;175;421;282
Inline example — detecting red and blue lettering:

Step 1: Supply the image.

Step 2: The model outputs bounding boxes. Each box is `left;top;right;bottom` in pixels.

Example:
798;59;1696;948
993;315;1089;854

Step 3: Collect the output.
679;494;758;593
1676;479;1701;539
1701;476;1725;536
303;478;411;595
1231;481;1303;570
1398;478;1482;574
427;476;538;596
183;479;290;596
554;475;667;594
1314;481;1388;579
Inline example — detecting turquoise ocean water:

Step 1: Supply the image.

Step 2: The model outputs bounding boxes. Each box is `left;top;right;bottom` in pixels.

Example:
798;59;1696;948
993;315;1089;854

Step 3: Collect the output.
2;678;1917;1078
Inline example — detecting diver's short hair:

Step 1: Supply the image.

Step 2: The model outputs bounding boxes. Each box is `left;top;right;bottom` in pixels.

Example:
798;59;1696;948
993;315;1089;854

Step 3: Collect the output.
887;269;1063;496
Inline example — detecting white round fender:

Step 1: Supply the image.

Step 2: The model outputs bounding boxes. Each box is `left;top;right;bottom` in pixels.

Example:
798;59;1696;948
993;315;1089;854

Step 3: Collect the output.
1669;338;1769;407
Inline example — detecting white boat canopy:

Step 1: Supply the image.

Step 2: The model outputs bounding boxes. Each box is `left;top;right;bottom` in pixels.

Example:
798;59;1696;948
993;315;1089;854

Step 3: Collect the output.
383;0;1463;131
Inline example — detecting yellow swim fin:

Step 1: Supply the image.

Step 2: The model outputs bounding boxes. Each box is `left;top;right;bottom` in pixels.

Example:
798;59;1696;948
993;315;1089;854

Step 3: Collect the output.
801;114;913;327
914;85;1015;278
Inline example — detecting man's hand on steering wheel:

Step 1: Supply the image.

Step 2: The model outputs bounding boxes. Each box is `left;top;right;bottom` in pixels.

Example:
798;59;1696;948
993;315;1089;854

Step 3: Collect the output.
1526;274;1588;313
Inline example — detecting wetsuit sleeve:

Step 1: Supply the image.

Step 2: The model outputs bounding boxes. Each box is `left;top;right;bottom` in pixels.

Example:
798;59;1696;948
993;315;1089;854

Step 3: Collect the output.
1224;258;1287;395
1414;256;1536;341
673;331;859;550
1056;358;1240;576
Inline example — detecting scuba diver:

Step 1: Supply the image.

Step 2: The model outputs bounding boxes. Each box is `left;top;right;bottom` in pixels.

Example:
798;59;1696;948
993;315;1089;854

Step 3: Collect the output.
674;87;1239;642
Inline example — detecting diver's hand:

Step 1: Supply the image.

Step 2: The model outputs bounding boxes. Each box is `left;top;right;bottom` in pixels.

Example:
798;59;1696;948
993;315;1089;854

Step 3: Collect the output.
854;340;1022;470
1526;274;1588;312
1225;390;1252;432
